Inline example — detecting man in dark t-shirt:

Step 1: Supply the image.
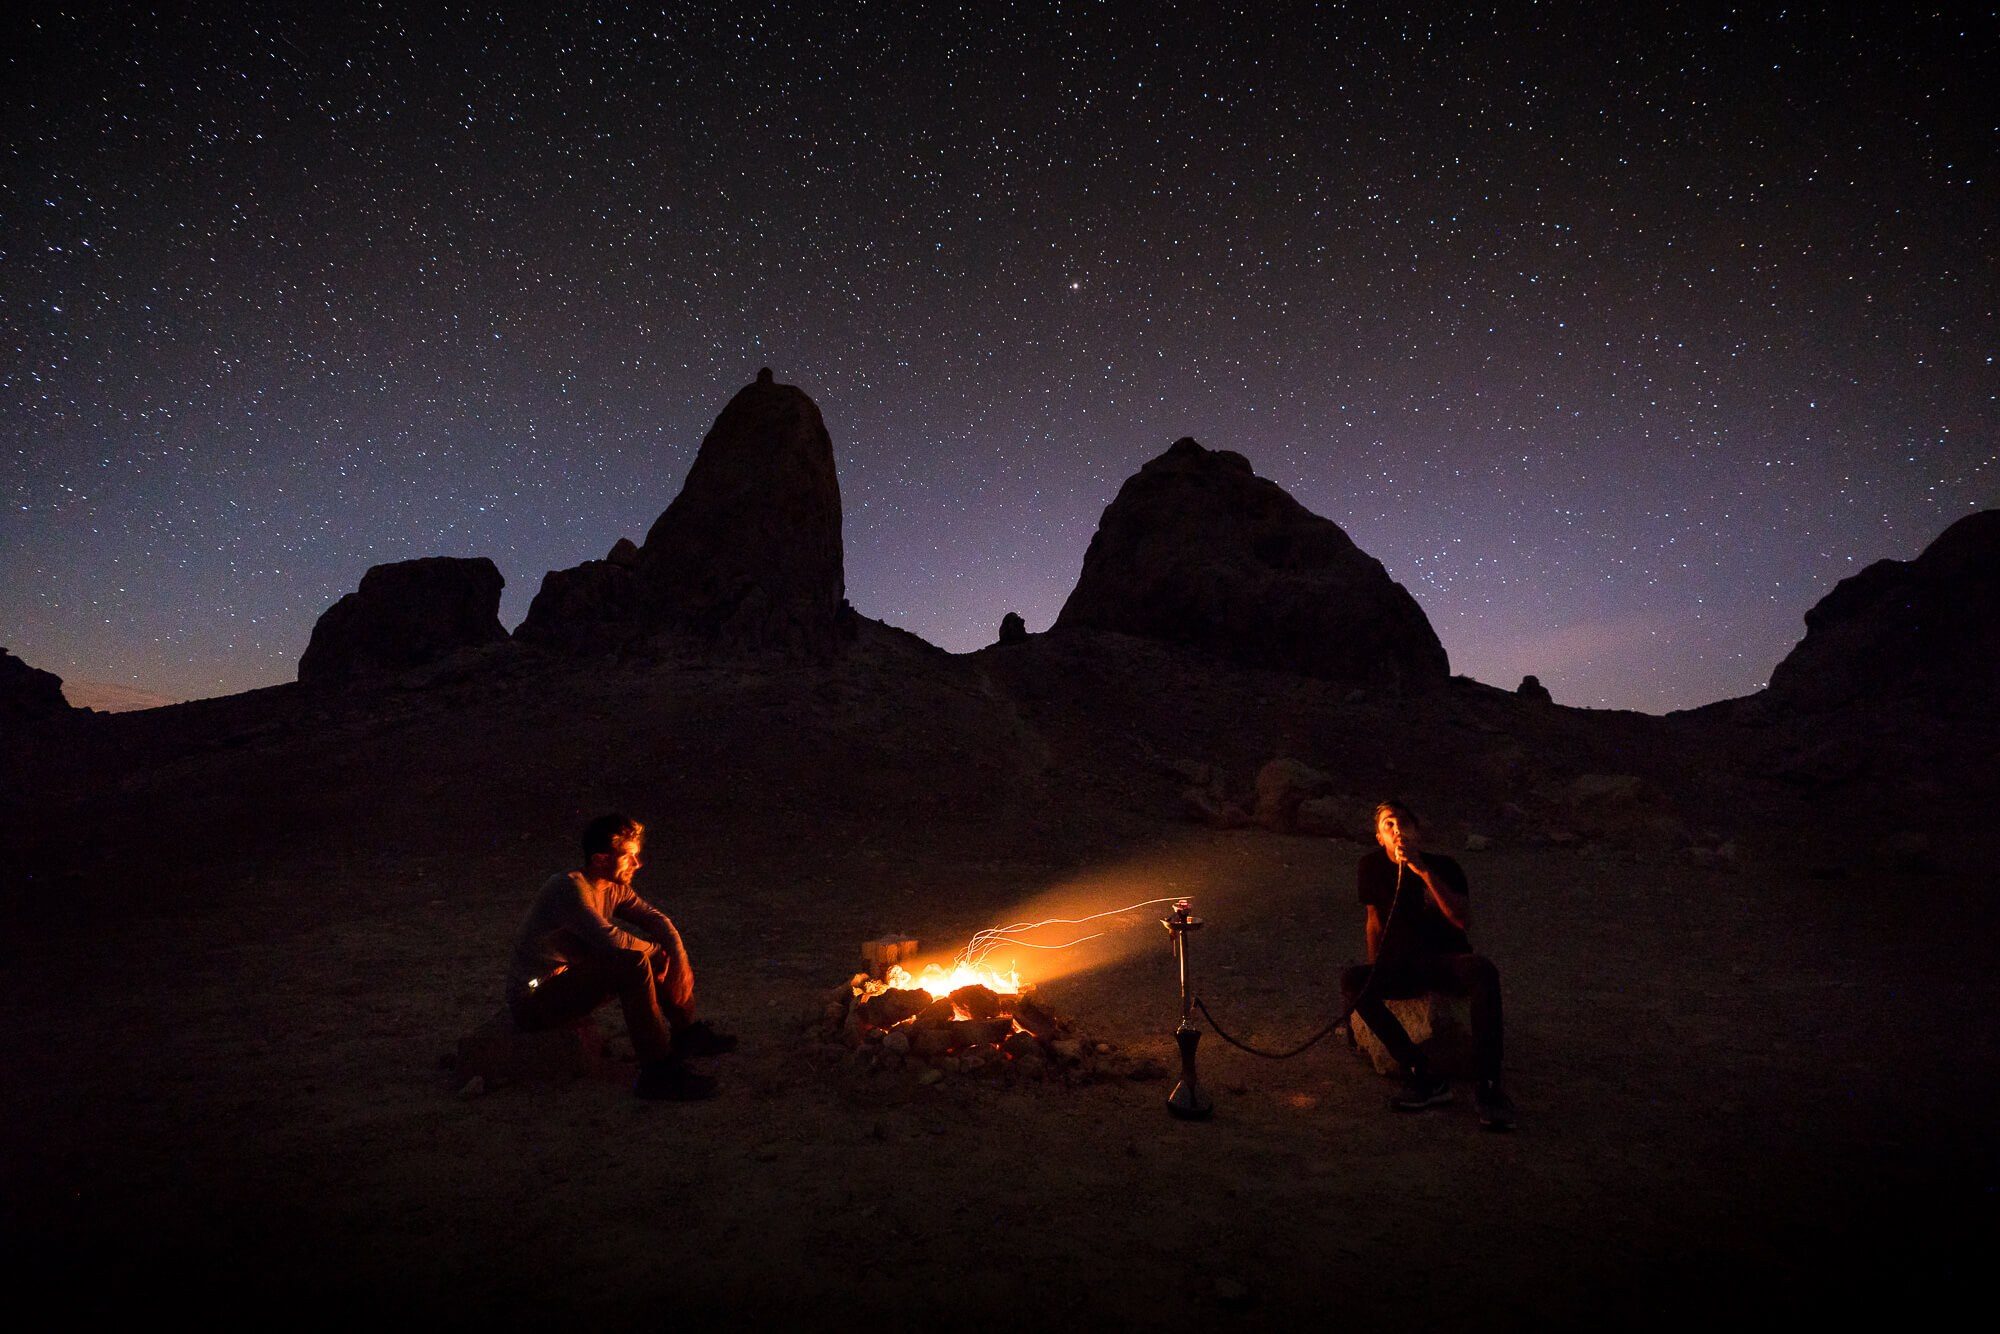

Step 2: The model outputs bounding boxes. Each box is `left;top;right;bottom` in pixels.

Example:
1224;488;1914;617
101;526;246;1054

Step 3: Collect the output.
1340;800;1516;1129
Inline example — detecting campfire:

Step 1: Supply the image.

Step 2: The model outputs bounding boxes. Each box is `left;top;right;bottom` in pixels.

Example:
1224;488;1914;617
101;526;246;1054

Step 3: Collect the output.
808;935;1158;1083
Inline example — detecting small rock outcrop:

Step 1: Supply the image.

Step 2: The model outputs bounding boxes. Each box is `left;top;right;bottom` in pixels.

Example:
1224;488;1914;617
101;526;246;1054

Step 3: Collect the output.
1;647;74;725
1766;510;1999;715
996;612;1028;646
1515;675;1553;704
517;369;846;654
298;557;508;684
1054;438;1449;688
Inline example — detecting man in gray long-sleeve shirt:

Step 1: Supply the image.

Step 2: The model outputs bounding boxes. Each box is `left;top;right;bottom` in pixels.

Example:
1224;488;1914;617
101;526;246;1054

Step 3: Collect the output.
507;813;736;1100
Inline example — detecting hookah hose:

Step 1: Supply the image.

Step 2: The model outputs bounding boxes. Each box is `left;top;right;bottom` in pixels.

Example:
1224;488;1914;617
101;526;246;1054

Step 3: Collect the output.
1194;860;1411;1061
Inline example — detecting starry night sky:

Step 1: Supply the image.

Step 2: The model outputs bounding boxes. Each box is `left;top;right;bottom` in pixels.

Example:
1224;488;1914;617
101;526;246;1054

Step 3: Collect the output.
5;4;1995;711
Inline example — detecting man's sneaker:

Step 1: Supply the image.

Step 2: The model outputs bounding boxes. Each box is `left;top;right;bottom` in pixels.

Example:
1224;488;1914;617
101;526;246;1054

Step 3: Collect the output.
672;1021;739;1058
1475;1080;1517;1131
634;1057;718;1102
1389;1069;1454;1112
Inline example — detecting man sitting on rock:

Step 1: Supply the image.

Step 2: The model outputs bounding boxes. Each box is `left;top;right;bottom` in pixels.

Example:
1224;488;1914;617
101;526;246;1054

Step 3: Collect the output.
507;813;736;1101
1340;800;1516;1129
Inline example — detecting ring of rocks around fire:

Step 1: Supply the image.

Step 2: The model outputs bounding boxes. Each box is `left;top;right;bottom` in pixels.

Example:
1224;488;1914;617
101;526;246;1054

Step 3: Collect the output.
804;955;1170;1087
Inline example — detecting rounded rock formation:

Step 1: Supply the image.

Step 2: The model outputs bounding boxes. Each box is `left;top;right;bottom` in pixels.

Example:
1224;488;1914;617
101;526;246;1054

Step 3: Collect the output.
1053;437;1449;689
299;556;508;684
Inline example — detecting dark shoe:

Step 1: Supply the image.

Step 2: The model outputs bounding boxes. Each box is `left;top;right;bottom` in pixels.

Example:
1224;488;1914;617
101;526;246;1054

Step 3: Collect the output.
672;1021;739;1058
635;1058;718;1102
1476;1080;1517;1131
1389;1069;1454;1112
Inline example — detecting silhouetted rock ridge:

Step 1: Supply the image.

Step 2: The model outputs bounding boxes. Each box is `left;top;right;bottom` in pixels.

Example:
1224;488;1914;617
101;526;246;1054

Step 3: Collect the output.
1053;437;1449;688
1766;509;2000;715
1;647;74;725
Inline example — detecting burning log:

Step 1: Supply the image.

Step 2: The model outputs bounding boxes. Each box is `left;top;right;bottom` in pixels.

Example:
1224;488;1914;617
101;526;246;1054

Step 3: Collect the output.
949;984;1005;1020
910;1017;1013;1057
1011;994;1063;1040
952;1018;1013;1047
913;996;959;1028
857;987;929;1029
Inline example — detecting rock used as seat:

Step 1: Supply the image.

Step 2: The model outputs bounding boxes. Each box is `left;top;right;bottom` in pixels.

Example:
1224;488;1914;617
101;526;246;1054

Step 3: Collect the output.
454;1006;609;1085
1351;994;1465;1076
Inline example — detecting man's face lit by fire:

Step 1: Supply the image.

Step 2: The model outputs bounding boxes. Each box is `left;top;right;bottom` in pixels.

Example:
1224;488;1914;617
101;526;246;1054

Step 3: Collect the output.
590;830;644;885
1376;808;1420;864
611;833;643;884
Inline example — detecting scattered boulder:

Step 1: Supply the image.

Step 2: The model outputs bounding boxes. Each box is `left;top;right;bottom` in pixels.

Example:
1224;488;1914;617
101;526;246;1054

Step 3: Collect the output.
1515;674;1553;704
1053;437;1449;689
1254;757;1334;832
996;611;1028;646
1296;794;1371;839
1172;757;1251;827
517;369;847;654
1766;509;2000;716
1182;786;1251;829
298;557;508;685
1;647;74;726
1561;773;1689;851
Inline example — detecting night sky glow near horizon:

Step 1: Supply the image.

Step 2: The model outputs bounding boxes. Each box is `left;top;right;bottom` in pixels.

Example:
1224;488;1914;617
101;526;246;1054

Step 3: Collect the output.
5;5;1995;712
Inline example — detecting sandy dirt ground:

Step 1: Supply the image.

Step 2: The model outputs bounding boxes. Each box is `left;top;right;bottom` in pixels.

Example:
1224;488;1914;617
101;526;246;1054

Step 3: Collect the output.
4;647;1995;1329
6;827;1995;1329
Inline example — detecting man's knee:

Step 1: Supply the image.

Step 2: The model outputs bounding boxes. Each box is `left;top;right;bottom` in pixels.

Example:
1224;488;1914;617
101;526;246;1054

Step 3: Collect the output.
1463;954;1500;992
613;947;653;983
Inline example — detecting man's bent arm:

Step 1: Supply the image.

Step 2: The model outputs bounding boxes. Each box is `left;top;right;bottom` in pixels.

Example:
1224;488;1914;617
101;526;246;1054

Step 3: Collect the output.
549;877;650;957
1411;859;1470;930
1364;905;1384;963
612;889;682;951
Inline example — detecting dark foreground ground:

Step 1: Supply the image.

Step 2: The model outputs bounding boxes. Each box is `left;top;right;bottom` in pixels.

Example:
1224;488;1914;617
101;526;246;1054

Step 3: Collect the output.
4;644;1996;1329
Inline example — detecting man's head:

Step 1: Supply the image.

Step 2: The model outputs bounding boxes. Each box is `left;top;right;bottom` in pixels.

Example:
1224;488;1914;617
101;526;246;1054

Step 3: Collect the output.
582;812;645;885
1374;800;1421;863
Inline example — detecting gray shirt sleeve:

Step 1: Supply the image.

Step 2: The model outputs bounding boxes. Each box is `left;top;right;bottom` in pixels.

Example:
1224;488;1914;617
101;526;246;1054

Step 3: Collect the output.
551;874;649;957
610;885;679;948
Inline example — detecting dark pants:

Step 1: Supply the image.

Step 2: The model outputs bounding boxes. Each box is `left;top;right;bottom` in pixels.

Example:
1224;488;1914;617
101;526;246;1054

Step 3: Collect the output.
1341;952;1504;1082
511;945;695;1063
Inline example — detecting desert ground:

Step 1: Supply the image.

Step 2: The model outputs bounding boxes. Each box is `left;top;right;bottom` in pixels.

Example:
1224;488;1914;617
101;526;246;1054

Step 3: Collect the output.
4;635;1995;1329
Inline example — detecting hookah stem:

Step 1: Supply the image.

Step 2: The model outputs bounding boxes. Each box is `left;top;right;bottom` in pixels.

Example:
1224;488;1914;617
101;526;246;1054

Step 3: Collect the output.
1176;912;1193;1023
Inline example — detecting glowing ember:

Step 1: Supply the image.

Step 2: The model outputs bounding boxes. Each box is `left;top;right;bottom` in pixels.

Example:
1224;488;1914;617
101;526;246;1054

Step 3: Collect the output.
882;960;1020;999
856;960;1024;1000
